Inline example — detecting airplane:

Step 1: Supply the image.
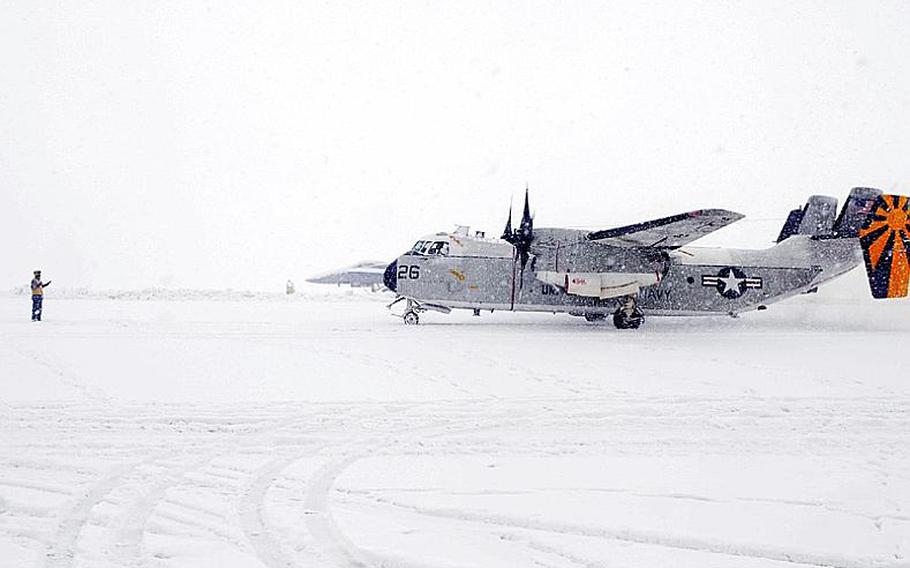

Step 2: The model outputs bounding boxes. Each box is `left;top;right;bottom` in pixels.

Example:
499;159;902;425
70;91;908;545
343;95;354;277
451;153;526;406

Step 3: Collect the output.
382;187;910;329
307;261;390;291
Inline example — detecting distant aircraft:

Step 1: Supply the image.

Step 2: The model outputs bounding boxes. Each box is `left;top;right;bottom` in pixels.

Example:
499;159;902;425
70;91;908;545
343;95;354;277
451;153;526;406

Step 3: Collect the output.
307;261;389;291
384;188;909;328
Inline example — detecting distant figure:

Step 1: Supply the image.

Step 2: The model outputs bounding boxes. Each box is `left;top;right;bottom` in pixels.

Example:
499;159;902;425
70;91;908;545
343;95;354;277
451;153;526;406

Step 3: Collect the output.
286;280;296;295
30;270;51;322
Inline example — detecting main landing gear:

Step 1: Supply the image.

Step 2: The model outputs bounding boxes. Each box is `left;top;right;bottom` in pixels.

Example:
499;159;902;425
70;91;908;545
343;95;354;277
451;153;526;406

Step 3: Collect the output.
612;296;644;330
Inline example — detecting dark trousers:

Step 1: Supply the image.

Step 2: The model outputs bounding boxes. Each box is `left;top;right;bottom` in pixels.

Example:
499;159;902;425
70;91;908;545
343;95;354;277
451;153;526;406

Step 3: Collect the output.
31;295;42;321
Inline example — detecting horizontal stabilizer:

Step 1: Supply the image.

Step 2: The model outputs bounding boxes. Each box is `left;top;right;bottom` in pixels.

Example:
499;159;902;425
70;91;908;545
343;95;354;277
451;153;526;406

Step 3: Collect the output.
859;194;910;299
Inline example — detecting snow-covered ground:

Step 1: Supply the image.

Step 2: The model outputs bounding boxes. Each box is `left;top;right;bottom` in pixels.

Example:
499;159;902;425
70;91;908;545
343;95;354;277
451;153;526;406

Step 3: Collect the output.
1;279;908;568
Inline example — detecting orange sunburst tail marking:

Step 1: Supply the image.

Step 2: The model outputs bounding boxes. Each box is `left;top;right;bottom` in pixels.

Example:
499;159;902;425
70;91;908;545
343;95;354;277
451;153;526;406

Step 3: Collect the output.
861;194;910;298
866;229;891;268
889;230;910;297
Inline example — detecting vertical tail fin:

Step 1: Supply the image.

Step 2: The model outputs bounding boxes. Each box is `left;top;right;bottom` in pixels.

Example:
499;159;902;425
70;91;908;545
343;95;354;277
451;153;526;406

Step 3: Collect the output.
776;195;839;242
834;187;882;238
859;194;910;299
776;207;805;243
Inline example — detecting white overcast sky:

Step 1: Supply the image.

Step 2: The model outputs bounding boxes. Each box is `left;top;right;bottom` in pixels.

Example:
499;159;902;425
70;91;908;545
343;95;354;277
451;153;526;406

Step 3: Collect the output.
3;1;910;290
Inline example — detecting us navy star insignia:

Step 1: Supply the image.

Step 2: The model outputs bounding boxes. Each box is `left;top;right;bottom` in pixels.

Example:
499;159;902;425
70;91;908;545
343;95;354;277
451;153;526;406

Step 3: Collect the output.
701;267;763;299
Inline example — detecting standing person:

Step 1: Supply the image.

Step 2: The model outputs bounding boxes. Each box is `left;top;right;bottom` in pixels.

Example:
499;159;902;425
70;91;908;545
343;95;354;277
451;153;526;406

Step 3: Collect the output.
31;270;51;322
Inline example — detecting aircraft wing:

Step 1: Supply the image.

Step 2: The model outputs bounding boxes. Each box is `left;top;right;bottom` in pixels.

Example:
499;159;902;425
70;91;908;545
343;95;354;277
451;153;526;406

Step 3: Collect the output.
586;209;744;248
306;261;388;287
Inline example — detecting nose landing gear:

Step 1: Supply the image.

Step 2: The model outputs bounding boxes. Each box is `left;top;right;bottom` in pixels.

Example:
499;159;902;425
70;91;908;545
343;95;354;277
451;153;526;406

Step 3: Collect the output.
388;297;451;325
396;298;421;325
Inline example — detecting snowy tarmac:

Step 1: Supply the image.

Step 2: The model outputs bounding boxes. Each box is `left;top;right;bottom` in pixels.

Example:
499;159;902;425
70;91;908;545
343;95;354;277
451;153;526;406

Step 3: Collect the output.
1;283;908;567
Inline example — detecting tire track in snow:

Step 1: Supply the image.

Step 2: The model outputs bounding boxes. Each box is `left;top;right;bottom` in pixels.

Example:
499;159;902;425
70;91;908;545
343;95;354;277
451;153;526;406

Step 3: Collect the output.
359;495;887;568
43;460;146;568
522;535;608;568
16;396;904;567
41;451;212;568
238;444;415;568
235;410;528;568
298;414;544;568
0;479;72;496
302;454;438;568
302;455;370;568
238;450;321;568
6;340;111;404
112;454;215;567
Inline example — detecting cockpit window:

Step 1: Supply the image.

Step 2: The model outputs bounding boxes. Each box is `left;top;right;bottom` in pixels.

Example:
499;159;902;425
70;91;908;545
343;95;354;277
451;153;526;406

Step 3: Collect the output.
427;241;449;256
409;240;449;256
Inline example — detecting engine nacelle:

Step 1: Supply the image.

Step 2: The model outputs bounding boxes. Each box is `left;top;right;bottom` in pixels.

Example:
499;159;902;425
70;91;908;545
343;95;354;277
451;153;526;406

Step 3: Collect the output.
536;271;661;299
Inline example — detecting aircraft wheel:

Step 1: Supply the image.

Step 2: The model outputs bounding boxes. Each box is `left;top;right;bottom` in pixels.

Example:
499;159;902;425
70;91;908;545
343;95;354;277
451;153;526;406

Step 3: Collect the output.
403;311;420;326
584;313;607;322
612;309;643;330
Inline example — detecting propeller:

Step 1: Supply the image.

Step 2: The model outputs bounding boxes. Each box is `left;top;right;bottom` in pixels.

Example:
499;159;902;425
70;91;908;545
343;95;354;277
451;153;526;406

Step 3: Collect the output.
502;188;535;288
501;198;513;241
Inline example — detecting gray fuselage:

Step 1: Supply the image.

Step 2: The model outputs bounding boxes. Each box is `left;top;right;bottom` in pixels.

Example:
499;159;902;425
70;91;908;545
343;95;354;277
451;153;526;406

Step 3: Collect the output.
385;231;862;317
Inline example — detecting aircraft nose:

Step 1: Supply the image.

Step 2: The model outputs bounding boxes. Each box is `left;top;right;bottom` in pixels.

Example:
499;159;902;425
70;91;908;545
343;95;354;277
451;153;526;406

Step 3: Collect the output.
383;260;398;292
